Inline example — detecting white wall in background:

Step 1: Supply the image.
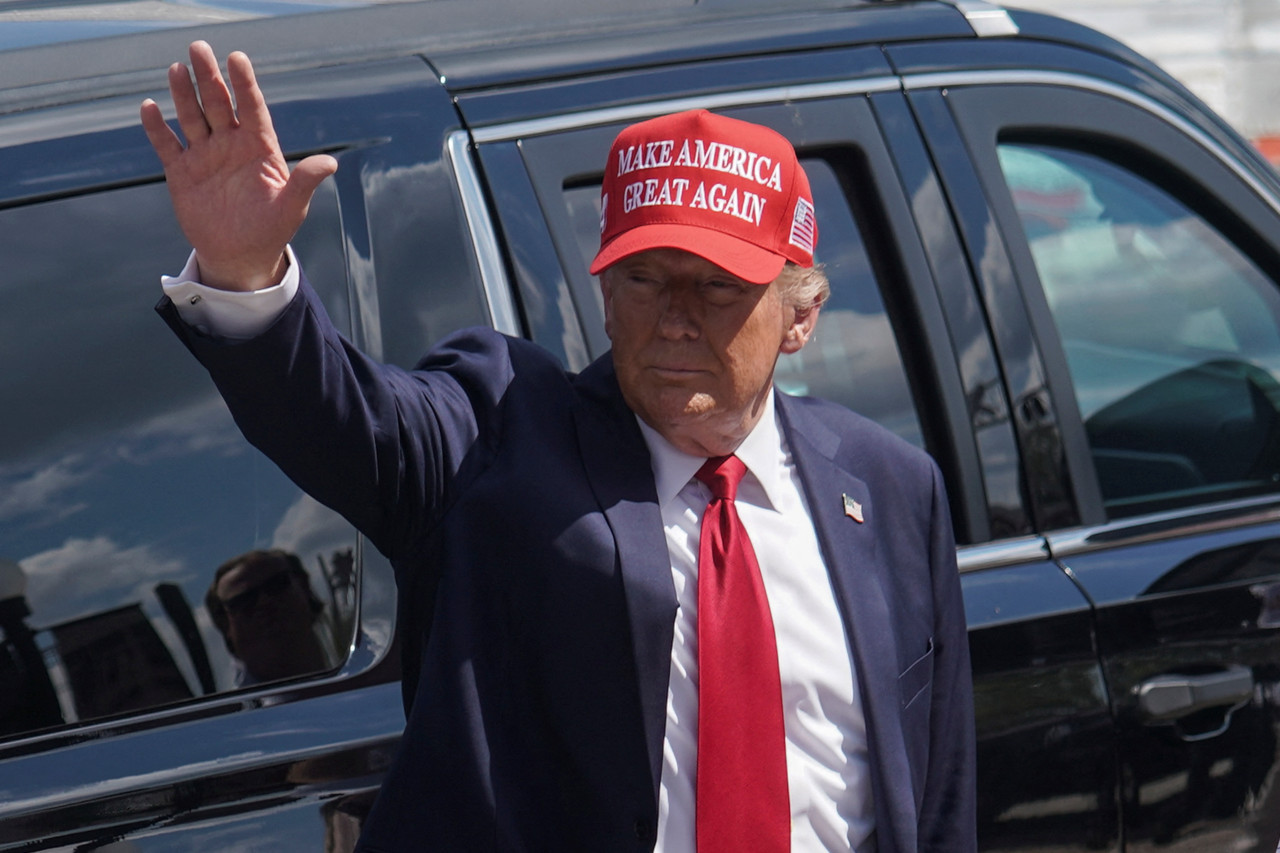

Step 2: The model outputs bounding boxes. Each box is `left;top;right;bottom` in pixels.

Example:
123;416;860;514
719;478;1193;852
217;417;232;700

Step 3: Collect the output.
1008;0;1280;140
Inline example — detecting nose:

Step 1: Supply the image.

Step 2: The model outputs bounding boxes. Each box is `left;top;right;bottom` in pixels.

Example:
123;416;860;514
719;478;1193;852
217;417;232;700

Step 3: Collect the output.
656;283;700;340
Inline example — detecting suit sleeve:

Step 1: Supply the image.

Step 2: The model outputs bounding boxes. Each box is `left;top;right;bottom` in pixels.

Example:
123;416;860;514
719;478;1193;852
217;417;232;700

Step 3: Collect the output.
919;461;978;852
155;273;512;562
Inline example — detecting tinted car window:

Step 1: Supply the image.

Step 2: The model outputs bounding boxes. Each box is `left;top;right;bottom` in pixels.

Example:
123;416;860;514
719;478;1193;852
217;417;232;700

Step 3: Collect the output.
0;177;357;739
565;157;924;448
999;143;1280;517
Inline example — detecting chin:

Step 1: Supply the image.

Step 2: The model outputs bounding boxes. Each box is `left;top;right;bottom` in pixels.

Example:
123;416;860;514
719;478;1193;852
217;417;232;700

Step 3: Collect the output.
659;394;718;425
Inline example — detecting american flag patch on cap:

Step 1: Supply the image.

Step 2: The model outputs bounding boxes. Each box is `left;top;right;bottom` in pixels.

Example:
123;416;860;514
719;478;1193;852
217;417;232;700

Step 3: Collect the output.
788;196;815;254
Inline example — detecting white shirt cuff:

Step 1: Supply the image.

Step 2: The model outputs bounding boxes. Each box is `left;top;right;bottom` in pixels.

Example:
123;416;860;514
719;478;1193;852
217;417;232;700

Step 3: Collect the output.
162;246;300;339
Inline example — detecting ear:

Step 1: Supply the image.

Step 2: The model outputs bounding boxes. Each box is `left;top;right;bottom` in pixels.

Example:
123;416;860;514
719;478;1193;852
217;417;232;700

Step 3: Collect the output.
779;303;820;355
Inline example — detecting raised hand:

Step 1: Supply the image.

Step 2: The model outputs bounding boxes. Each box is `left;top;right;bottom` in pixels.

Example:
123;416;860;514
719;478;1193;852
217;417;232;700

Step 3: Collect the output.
140;41;337;292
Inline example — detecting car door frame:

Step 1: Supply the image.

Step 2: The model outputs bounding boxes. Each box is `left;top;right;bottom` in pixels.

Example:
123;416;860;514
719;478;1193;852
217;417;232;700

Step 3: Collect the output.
910;54;1280;853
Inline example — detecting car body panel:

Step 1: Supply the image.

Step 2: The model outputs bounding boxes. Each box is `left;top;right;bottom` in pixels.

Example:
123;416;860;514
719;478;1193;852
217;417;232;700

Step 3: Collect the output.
922;46;1280;851
4;2;1280;851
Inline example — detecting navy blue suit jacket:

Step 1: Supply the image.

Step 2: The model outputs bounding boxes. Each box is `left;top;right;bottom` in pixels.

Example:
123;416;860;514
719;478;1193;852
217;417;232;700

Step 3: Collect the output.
159;277;975;852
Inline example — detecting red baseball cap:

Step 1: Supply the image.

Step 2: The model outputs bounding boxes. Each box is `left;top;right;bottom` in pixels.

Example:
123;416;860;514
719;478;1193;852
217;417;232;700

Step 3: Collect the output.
589;109;817;284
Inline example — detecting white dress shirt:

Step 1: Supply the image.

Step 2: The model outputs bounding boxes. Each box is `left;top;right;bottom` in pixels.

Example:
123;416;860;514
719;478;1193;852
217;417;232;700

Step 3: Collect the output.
638;395;874;853
162;249;299;340
162;252;875;851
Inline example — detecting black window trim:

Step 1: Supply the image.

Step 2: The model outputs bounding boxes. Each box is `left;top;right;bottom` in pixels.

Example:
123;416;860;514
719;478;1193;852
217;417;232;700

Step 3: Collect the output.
463;77;903;145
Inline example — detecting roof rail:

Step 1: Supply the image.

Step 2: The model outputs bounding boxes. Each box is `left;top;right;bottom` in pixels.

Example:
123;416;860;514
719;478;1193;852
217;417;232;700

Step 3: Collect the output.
943;0;1019;37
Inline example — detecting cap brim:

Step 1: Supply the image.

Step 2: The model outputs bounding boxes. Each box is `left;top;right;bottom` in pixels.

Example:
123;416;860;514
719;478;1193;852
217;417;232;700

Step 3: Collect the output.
589;223;787;285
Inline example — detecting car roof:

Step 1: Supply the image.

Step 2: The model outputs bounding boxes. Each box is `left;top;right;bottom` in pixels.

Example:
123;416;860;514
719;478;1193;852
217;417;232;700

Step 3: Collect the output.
0;1;966;98
0;0;1145;115
0;0;384;51
0;0;964;52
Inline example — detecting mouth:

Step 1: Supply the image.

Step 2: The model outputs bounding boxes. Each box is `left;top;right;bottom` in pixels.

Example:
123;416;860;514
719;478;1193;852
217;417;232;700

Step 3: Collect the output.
647;365;708;381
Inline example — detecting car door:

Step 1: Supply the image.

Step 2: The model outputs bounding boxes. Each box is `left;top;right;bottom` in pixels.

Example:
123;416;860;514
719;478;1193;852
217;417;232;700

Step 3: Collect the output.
0;54;480;850
451;45;1117;853
870;83;1120;853
903;41;1280;853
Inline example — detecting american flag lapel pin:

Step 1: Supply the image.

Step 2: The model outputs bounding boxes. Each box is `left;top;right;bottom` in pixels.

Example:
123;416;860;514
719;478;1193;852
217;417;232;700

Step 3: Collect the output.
842;493;864;523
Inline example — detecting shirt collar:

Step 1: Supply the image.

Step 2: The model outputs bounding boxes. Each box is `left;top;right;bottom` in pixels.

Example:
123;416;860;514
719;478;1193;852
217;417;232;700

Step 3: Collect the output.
636;389;785;512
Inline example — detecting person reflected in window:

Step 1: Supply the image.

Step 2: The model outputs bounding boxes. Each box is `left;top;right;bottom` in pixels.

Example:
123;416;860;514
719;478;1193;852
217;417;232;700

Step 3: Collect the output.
205;549;333;686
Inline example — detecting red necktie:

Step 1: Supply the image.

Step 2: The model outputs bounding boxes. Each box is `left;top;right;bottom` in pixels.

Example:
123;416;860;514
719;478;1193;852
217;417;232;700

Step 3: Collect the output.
694;455;790;852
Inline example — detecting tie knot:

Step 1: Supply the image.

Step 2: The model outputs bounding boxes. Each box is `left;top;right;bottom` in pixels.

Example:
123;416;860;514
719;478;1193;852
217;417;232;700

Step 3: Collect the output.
695;455;747;501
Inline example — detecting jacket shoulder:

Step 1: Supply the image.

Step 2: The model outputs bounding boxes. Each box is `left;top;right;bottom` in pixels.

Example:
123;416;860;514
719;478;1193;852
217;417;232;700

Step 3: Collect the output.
781;392;934;471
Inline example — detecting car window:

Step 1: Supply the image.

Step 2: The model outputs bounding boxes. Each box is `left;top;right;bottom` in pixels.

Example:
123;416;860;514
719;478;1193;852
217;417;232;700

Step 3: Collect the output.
564;157;924;449
0;177;358;740
999;143;1280;517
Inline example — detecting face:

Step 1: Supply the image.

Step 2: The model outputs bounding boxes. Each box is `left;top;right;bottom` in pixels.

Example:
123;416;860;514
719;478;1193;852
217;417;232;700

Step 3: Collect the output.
216;556;320;681
601;249;818;457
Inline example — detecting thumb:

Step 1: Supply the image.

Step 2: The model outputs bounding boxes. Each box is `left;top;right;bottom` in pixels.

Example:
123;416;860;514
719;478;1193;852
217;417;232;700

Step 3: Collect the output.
283;153;339;212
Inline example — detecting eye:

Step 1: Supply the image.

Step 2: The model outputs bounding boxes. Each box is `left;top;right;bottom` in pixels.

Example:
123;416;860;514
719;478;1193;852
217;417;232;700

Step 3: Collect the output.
625;271;662;290
701;278;750;303
612;267;664;301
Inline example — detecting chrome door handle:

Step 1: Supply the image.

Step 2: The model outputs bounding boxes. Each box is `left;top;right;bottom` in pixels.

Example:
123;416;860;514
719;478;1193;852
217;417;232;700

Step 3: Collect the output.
1136;666;1254;722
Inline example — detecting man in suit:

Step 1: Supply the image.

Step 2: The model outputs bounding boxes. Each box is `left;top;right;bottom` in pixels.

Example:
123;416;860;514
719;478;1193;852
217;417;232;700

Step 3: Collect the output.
141;41;974;852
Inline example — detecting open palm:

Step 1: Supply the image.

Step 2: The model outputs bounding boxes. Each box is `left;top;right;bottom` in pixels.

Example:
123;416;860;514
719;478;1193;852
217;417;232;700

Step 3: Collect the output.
140;41;337;292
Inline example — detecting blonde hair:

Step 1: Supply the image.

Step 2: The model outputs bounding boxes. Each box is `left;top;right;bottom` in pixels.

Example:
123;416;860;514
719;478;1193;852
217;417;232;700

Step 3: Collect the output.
775;261;830;313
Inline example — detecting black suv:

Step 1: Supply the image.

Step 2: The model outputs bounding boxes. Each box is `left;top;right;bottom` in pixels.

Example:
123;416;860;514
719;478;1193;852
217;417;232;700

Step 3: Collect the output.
4;0;1280;850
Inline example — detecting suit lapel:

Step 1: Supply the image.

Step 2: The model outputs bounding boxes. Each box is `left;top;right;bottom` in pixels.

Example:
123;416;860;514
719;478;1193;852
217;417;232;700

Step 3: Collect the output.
567;368;920;843
571;355;677;800
776;394;918;850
